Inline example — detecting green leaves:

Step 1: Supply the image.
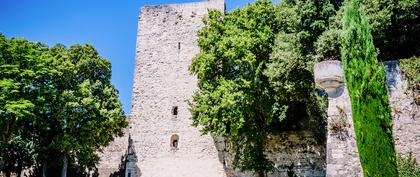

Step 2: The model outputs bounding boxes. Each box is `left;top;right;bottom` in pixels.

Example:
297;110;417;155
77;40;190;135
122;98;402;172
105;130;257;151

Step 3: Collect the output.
48;44;127;172
0;36;50;175
341;1;398;176
0;34;127;175
191;0;278;174
191;0;330;175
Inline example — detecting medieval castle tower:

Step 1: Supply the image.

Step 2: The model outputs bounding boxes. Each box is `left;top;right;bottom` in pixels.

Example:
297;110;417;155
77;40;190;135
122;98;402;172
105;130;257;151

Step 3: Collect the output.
97;0;420;176
98;0;227;177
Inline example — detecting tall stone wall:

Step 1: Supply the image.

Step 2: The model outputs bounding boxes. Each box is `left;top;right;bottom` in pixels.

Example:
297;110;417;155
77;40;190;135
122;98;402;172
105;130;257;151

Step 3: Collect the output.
385;61;420;160
265;131;326;177
130;0;226;177
314;61;363;177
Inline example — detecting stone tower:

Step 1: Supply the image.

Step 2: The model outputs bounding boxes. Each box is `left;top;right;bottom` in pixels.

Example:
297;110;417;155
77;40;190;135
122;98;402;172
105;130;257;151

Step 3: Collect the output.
129;0;226;176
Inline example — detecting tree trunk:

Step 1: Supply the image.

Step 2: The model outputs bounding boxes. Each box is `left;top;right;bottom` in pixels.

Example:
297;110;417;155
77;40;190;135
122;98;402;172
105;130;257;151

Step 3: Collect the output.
257;171;265;177
16;161;22;177
5;161;11;177
42;161;47;177
61;156;68;177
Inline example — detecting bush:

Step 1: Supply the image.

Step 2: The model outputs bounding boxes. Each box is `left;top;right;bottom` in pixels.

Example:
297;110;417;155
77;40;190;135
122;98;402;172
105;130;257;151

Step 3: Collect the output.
400;57;420;104
397;152;420;177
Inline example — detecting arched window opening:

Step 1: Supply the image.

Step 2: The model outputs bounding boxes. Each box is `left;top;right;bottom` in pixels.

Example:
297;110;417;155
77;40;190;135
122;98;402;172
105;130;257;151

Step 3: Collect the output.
170;134;179;150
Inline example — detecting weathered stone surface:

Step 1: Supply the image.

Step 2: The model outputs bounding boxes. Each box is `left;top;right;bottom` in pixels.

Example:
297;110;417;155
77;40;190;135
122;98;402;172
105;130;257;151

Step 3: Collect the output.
99;0;226;177
98;0;419;176
315;60;419;177
385;61;420;160
315;60;363;177
265;132;326;177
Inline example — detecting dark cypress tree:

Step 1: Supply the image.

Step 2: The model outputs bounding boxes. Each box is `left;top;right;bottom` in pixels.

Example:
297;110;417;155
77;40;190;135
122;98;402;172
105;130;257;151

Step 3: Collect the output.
341;0;398;176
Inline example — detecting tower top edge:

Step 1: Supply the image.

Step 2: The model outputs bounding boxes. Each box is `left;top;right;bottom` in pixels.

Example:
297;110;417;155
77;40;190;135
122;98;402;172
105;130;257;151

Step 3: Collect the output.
139;0;225;11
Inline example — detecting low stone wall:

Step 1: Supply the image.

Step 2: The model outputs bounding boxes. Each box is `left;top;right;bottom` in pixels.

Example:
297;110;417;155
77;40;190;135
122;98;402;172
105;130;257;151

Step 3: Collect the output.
265;131;326;177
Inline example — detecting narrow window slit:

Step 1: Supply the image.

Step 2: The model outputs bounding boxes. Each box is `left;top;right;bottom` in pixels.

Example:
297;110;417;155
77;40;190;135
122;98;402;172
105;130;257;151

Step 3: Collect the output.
172;106;178;116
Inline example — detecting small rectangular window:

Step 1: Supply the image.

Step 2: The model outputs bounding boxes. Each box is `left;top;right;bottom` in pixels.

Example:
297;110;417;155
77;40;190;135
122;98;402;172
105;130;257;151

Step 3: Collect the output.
172;106;178;116
178;42;181;50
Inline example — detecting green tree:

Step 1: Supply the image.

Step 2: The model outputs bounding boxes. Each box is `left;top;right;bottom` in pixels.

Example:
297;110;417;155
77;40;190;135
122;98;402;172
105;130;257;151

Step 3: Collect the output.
315;0;420;61
341;1;398;176
190;0;279;176
0;34;127;176
39;44;127;177
265;0;328;148
0;34;51;177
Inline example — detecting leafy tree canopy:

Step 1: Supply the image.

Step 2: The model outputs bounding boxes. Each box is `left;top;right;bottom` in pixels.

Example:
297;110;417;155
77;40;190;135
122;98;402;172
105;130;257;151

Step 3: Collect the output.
0;34;127;176
190;0;279;175
190;0;328;175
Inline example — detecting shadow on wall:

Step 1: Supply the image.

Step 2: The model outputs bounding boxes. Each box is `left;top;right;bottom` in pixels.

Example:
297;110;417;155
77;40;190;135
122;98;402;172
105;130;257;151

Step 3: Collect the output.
212;131;327;177
109;135;141;177
108;155;126;177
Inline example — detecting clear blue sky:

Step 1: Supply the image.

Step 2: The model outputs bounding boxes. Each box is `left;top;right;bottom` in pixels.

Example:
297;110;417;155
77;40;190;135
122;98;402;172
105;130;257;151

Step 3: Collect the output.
0;0;278;114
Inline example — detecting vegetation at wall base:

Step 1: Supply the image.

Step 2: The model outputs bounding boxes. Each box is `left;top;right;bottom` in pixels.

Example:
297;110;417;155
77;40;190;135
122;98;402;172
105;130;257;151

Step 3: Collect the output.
399;56;420;105
397;152;420;177
341;1;398;176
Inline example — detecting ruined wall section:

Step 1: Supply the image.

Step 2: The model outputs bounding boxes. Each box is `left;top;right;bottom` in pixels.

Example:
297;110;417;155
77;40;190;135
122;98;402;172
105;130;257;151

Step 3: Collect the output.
314;60;419;177
265;132;326;177
97;118;130;177
130;1;226;177
385;61;420;160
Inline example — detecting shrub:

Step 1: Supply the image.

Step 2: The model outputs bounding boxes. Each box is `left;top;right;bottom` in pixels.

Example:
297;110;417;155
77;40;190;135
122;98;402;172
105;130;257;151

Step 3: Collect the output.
400;56;420;105
397;152;420;177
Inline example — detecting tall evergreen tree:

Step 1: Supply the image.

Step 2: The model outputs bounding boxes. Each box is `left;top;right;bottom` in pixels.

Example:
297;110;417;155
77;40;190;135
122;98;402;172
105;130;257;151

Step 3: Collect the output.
341;1;398;176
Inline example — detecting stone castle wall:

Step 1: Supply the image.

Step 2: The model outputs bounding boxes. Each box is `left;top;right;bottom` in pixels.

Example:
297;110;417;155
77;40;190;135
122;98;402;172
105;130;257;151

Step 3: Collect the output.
97;0;419;176
130;0;226;176
385;61;420;161
98;1;227;177
315;60;420;177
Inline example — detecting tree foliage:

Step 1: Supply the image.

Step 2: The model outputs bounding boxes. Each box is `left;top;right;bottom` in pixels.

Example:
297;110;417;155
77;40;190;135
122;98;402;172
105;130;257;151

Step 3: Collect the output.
190;0;328;175
0;34;51;177
190;0;279;175
0;34;127;176
399;56;420;104
315;0;420;61
341;1;398;176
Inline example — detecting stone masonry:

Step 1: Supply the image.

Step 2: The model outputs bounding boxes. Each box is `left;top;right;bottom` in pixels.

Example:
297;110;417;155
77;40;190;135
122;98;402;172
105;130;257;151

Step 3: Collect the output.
97;0;419;176
314;61;363;177
314;60;420;177
98;0;226;177
385;61;420;161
